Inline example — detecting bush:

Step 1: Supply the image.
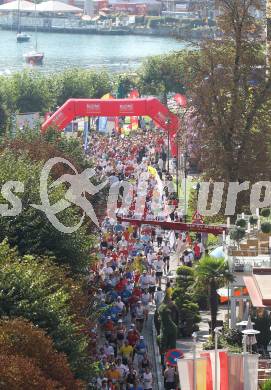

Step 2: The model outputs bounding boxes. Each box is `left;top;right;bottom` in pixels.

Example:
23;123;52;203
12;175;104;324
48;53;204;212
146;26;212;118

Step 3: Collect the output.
261;208;271;218
158;303;177;353
236;219;246;228
261;379;271;390
261;222;271;234
249;216;258;225
173;266;201;337
230;227;246;243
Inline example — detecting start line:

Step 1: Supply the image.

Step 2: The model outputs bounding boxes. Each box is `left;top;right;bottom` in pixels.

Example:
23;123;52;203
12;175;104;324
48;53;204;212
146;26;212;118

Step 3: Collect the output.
117;217;227;236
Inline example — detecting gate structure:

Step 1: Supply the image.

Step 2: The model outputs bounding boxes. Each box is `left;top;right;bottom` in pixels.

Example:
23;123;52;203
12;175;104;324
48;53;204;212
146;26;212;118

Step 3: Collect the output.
41;98;180;155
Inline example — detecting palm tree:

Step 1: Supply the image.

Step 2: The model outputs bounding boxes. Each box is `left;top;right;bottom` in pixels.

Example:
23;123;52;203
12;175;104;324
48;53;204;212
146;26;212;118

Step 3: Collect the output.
195;256;234;333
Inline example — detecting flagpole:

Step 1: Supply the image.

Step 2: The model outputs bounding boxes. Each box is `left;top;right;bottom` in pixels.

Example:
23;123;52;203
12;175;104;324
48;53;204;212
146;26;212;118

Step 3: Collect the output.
214;327;222;390
243;334;248;390
192;332;197;390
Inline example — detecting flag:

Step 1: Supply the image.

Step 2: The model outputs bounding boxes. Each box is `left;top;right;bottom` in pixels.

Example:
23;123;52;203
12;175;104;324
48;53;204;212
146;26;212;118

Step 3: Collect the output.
99;93;113;133
177;358;208;390
200;350;228;390
98;116;107;132
228;353;259;390
83;121;88;151
244;354;258;390
101;93;112;100
228;353;243;390
129;89;139;131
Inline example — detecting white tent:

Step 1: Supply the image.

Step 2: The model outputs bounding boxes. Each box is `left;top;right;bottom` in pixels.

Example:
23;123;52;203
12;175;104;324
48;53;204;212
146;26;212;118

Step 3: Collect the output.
0;0;36;12
36;0;83;13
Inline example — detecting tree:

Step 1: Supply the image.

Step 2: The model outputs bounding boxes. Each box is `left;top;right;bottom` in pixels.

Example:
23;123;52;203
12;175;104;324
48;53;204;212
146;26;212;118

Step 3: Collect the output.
0;318;84;389
195;256;233;332
249;216;258;226
158;303;177;352
184;0;271;188
261;222;271;234
172;266;201;337
55;68;112;106
0;240;91;380
0;354;58;390
261;208;271;218
115;73;139;98
0;85;9;135
0;150;95;273
138;52;187;104
4;70;57;114
230;226;246;247
236;219;246;228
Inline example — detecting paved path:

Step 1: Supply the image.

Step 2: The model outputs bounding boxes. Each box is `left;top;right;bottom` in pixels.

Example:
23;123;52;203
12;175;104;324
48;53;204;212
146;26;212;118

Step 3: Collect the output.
142;309;164;390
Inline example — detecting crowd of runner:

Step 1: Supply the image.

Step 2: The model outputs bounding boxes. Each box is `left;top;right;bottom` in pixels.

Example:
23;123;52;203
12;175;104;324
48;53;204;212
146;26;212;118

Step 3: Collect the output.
86;125;205;389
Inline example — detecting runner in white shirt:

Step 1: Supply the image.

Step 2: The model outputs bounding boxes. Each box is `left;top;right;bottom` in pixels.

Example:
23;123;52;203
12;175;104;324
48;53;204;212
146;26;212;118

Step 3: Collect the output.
162;242;171;273
153;258;164;287
139;270;150;290
142;367;153;390
148;270;156;301
154;287;164;308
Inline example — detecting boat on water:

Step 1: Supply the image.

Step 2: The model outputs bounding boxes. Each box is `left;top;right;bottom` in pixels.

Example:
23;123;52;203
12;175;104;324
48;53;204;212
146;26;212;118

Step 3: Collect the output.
23;1;44;65
16;0;31;42
17;32;31;42
24;50;44;65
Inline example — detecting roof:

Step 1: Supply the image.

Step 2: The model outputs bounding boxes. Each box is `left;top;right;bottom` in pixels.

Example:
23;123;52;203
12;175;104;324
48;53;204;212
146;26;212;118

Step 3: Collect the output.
36;0;83;13
244;268;271;307
0;0;36;12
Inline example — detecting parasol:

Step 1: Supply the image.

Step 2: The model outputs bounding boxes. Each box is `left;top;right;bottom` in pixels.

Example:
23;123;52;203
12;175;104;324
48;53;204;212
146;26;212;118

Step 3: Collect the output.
165;349;184;366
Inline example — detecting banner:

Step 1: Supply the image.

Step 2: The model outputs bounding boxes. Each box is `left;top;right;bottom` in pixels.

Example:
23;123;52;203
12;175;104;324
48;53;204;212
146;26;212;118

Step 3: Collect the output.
16;112;40;131
99;93;113;133
200;350;228;390
177;358;208;390
129;89;139;131
244;354;259;390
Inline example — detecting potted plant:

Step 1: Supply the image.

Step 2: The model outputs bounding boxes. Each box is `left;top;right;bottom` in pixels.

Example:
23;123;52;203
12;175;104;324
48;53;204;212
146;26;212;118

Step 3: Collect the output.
261;208;271;218
230;227;246;248
236;219;246;228
261;222;271;234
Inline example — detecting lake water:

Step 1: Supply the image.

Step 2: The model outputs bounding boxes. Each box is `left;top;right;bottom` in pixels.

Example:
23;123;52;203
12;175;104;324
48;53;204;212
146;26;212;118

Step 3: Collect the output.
0;30;189;73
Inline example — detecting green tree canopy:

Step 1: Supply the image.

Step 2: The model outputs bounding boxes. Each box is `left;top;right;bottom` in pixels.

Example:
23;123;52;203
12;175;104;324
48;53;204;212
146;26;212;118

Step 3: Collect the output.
0;150;95;273
4;70;57;114
0;240;91;380
195;256;233;332
54;68;112;106
138;51;187;103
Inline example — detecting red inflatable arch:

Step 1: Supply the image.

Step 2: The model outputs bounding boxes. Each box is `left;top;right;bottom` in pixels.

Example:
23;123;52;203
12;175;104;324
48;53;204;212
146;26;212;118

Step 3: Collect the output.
41;98;180;156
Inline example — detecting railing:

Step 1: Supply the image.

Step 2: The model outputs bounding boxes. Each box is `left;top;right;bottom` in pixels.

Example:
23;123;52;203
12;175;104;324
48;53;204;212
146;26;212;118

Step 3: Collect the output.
230;257;271;273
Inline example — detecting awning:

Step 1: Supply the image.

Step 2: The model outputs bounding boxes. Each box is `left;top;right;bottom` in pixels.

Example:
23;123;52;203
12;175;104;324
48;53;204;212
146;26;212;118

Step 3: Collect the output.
0;0;36;11
36;0;83;13
243;276;266;308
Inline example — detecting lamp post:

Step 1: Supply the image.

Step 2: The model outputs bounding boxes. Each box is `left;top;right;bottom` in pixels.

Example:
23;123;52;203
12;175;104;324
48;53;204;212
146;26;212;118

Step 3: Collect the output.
165;118;170;173
183;149;188;223
176;128;181;201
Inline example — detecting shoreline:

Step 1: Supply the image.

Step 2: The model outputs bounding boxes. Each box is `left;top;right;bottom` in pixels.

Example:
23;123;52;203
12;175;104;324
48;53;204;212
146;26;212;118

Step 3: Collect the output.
0;24;213;40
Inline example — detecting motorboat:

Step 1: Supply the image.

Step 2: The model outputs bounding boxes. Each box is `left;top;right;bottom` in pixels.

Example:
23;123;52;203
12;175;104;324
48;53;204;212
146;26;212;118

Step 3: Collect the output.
17;32;31;42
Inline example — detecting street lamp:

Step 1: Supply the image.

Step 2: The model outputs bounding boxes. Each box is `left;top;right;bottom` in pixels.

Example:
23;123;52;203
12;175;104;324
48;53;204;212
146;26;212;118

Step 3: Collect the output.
165;118;171;173
182;149;188;223
175;128;182;202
